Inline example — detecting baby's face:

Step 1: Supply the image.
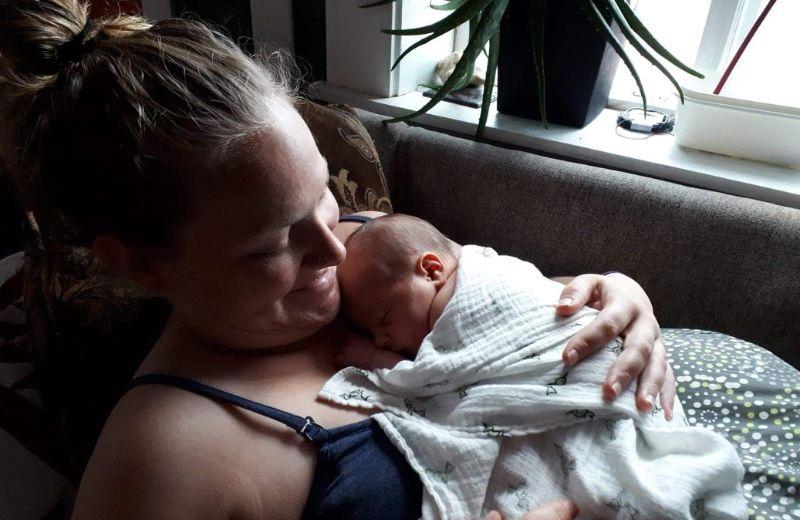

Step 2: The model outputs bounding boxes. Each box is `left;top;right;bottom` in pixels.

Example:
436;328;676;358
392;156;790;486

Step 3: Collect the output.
337;247;437;356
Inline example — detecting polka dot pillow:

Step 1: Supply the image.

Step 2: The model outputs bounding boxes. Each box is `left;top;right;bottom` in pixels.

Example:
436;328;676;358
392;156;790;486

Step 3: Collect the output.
665;329;800;520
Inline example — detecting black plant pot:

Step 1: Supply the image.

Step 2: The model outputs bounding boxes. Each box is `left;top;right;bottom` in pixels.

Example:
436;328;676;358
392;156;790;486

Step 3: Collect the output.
497;0;622;128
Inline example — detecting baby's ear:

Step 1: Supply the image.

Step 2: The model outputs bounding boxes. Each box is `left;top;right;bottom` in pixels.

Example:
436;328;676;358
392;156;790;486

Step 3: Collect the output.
416;252;444;282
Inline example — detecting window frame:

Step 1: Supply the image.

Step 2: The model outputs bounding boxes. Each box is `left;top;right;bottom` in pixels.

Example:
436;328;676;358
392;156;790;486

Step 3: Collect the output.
607;0;765;111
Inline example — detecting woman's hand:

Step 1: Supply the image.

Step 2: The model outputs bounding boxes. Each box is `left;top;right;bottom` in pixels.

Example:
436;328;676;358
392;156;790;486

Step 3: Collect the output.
556;273;676;420
484;500;578;520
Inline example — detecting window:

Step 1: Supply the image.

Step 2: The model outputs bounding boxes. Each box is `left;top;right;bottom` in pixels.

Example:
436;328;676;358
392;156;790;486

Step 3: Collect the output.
609;0;798;111
716;0;800;107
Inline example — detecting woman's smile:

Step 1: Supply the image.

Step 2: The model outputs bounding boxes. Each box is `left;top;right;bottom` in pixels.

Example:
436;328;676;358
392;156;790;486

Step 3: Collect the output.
292;266;336;293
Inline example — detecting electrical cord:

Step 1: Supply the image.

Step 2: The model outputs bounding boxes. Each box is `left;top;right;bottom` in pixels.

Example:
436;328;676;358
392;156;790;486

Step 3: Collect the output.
615;108;675;139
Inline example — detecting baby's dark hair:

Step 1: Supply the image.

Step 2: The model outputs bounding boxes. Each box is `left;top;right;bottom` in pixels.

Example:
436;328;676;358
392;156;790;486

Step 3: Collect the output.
345;213;456;277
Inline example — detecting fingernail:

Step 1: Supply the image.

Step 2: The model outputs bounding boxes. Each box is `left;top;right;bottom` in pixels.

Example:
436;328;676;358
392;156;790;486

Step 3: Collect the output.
566;350;579;365
611;381;622;397
645;393;655;407
558;297;573;307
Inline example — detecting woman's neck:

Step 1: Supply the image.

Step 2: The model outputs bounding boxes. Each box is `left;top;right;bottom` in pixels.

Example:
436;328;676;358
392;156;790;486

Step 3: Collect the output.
138;315;346;384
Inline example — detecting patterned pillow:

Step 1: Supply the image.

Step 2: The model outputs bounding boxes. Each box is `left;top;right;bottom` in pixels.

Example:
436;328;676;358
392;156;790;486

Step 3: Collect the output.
298;99;393;215
665;329;800;520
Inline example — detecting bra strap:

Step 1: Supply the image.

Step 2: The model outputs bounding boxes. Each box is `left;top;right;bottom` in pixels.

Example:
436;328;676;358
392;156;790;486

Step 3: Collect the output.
128;373;329;443
338;214;374;224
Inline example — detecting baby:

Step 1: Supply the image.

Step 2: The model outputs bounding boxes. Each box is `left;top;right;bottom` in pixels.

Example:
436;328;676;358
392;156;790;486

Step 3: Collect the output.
327;213;745;520
336;213;461;369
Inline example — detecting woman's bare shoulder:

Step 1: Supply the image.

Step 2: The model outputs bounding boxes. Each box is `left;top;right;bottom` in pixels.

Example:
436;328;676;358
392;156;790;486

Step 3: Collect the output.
73;383;316;520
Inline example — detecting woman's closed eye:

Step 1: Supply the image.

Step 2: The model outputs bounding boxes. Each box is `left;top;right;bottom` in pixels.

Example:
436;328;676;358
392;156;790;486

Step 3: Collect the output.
247;241;288;261
249;247;284;259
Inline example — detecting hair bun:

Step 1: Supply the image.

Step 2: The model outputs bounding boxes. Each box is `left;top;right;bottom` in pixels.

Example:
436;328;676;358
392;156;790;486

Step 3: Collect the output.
0;0;91;79
53;19;108;66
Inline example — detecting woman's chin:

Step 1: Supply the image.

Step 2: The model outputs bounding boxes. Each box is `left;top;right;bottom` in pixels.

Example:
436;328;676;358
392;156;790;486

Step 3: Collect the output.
287;278;341;329
287;268;340;315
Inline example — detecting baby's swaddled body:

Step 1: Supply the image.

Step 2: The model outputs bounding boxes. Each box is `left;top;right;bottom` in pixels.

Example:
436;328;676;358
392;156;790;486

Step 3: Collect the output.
322;244;746;519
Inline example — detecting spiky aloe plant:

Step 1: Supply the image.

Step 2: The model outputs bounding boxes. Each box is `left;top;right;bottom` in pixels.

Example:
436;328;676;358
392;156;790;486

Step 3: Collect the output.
361;0;704;138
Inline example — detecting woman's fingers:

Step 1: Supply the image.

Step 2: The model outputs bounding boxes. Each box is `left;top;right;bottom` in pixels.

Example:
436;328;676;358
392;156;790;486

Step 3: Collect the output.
625;334;664;411
555;274;604;316
484;500;578;520
556;272;676;417
519;500;579;520
659;363;677;421
562;301;637;366
602;321;657;402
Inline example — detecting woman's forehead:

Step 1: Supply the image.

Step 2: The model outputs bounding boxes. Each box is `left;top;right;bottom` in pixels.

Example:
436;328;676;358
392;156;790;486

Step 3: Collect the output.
187;110;329;242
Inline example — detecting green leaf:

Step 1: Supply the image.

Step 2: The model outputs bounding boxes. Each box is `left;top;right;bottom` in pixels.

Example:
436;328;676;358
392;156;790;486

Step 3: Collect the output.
469;13;480;39
382;0;491;36
359;0;396;8
602;0;686;103
385;0;510;126
529;0;548;127
578;0;647;111
390;31;449;71
431;0;471;10
614;0;704;79
477;31;500;138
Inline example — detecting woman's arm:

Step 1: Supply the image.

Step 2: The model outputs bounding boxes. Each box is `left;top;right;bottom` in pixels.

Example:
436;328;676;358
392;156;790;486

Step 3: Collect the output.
73;390;312;520
553;273;676;420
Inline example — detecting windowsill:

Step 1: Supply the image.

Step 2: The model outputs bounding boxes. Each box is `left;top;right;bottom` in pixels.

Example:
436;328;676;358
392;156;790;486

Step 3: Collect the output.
310;83;800;210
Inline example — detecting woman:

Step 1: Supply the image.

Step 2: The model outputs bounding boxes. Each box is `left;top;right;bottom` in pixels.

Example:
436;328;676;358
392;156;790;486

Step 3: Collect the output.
0;1;674;518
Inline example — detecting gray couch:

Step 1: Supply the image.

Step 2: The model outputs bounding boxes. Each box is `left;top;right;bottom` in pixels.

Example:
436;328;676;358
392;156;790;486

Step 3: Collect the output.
355;108;800;368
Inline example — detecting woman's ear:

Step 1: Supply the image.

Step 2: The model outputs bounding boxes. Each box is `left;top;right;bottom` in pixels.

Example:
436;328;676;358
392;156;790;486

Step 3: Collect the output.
416;252;445;285
91;234;169;294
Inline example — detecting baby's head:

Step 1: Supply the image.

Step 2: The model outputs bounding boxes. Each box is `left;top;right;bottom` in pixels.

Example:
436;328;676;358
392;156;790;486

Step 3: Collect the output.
338;214;457;355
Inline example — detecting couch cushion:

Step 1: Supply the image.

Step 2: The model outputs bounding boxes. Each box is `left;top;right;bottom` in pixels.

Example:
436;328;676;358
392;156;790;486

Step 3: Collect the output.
353;109;800;366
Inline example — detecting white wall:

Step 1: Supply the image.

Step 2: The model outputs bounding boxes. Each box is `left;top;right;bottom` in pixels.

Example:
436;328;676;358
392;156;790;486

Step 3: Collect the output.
140;0;295;53
140;0;171;20
326;0;453;97
251;0;295;53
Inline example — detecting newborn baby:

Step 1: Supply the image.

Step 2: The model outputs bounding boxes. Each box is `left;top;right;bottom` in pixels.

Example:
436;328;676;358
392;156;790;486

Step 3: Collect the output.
336;213;461;369
326;213;745;519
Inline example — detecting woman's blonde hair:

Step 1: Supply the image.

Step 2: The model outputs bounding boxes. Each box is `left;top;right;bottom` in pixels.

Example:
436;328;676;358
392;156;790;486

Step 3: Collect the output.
0;0;298;245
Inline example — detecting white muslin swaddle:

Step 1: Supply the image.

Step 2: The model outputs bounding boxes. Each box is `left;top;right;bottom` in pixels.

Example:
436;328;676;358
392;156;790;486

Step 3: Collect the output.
320;246;746;519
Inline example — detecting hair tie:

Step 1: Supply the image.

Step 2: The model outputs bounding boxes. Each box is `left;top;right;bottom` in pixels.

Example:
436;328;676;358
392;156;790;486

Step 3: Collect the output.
54;21;107;66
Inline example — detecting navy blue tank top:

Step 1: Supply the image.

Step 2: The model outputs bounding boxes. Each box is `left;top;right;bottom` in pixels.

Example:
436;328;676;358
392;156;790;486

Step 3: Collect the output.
127;374;422;519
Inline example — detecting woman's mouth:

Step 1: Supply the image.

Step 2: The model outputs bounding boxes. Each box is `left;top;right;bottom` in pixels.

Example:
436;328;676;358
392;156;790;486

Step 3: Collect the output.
292;267;335;293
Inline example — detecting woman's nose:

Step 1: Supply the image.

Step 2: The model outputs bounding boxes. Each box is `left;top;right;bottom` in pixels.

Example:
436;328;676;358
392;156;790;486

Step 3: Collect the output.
302;218;346;269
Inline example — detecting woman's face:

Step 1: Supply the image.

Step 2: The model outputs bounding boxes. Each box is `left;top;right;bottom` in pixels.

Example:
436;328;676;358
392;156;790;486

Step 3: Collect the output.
157;103;346;349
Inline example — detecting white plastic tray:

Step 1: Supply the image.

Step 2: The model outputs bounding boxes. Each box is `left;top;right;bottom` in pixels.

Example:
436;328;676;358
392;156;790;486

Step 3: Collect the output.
674;88;800;169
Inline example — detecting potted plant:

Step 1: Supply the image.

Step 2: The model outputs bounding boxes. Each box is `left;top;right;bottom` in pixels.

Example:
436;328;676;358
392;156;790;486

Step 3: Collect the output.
673;0;800;168
362;0;703;137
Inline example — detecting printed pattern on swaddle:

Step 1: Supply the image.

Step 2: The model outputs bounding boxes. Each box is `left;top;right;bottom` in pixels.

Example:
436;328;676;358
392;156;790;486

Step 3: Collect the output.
321;246;747;519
